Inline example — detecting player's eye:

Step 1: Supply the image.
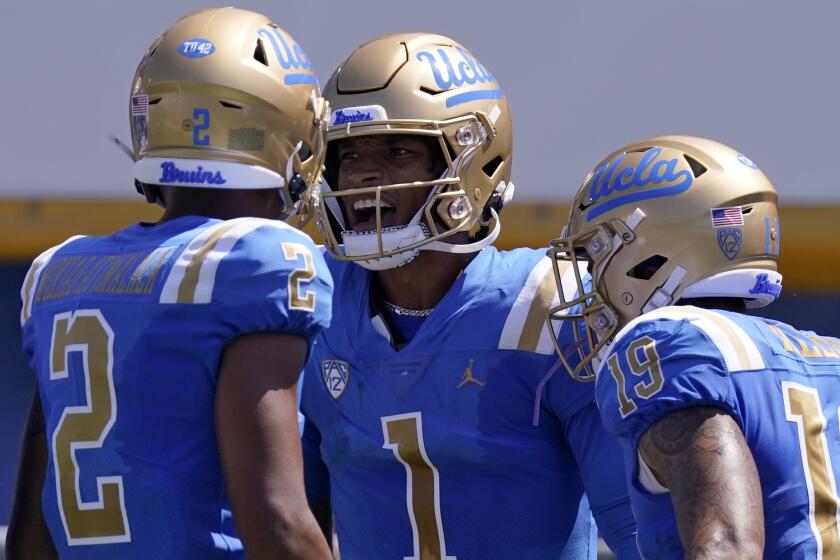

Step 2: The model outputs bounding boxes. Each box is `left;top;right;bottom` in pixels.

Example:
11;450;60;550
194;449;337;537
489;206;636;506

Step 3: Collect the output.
339;151;358;162
389;147;412;157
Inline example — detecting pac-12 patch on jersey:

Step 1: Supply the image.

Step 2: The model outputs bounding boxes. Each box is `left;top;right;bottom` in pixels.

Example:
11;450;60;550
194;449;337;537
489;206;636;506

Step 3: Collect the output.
321;359;349;399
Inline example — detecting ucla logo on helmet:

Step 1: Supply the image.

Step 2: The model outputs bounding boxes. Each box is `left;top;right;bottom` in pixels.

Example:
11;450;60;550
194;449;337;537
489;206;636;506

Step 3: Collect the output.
584;147;694;220
321;359;350;400
416;46;503;108
257;27;317;86
178;38;215;58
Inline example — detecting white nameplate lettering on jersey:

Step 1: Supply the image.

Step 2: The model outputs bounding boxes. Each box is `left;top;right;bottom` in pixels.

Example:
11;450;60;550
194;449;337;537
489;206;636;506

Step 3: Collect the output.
321;359;350;400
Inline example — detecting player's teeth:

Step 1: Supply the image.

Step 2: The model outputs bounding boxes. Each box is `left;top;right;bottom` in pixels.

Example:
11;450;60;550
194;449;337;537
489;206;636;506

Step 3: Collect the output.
353;199;394;210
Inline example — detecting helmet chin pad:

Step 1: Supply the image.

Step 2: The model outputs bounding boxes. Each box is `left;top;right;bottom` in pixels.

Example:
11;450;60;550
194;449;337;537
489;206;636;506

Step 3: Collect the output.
342;222;429;270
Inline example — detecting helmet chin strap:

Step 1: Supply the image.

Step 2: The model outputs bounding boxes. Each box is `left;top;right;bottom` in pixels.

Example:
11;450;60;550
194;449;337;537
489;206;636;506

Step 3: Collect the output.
423;180;511;254
423;207;500;254
343;201;502;269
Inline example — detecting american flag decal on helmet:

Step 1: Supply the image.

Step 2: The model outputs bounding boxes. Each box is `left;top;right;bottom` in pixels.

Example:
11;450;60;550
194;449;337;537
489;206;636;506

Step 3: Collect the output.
710;206;744;228
131;95;149;116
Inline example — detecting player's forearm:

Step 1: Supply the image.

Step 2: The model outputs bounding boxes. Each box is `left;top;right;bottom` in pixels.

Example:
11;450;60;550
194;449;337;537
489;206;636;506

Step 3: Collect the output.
238;506;332;560
5;531;58;560
639;406;764;559
217;333;331;558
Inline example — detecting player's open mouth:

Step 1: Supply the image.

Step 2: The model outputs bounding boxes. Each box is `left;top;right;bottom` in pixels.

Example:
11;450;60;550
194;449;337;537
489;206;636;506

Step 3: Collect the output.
351;197;398;231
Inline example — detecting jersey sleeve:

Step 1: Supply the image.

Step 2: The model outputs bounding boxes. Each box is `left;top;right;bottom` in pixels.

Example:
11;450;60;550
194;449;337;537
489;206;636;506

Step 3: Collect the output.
541;267;598;421
211;222;333;345
542;360;598;422
542;312;599;422
565;401;641;559
595;315;738;448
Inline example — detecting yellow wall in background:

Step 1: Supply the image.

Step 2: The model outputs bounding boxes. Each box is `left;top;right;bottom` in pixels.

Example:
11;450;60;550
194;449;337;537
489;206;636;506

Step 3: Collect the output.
1;200;837;292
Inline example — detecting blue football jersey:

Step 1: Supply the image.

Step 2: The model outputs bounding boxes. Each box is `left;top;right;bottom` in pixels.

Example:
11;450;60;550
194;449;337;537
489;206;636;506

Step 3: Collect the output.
301;247;639;559
595;305;840;559
19;216;333;560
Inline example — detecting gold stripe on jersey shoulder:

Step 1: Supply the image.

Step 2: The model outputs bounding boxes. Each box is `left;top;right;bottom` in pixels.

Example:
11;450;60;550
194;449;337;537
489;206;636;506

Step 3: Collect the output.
685;307;752;369
21;254;51;323
176;221;241;304
20;236;86;325
517;261;568;352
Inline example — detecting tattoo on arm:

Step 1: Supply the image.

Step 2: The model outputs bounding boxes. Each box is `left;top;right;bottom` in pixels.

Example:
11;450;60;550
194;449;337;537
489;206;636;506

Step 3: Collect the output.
639;407;764;560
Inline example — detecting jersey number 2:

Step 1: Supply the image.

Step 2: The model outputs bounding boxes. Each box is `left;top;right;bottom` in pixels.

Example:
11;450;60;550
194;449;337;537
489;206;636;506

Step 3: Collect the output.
50;310;130;545
281;242;317;312
783;382;840;558
382;412;456;560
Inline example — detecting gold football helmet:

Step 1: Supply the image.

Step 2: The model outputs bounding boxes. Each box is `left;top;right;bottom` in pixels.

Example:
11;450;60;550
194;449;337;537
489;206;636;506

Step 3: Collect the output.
129;7;329;226
547;135;782;380
318;32;514;269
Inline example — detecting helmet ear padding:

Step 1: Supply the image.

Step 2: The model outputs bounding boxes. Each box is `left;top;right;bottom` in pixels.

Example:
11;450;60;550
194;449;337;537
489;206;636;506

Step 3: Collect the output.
287;174;307;203
135;180;163;206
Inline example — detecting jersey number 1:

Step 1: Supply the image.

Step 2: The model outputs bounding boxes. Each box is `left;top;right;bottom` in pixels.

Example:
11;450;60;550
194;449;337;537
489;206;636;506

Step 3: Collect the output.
50;310;130;545
382;412;456;560
783;382;840;558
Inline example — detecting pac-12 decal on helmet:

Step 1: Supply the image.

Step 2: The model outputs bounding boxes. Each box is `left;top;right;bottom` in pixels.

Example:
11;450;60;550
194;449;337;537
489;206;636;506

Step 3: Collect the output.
717;228;743;260
546;136;782;381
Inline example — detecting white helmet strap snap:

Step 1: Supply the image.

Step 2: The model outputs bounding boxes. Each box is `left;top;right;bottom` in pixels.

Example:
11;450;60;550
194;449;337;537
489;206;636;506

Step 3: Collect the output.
642;265;688;313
